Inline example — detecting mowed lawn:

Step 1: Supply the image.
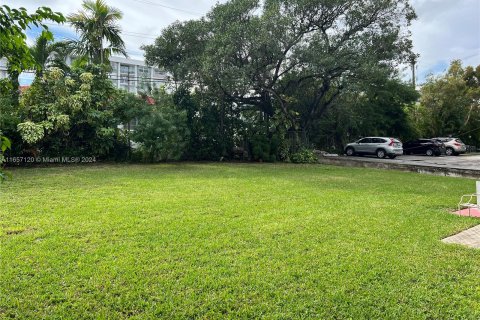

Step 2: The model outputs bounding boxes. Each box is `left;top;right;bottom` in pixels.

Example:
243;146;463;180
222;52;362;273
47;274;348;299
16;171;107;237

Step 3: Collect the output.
1;164;480;319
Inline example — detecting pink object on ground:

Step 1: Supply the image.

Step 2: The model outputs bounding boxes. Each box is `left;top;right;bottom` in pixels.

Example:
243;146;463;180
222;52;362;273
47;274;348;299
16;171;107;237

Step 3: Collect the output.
453;208;480;218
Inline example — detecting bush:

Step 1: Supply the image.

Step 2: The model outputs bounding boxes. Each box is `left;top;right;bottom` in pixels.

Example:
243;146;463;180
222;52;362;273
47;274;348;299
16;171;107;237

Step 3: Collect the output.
248;132;282;162
15;66;127;158
290;148;318;164
133;88;189;162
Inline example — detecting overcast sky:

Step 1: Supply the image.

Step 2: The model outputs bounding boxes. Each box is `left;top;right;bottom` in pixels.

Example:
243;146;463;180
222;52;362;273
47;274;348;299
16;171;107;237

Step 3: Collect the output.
7;0;480;84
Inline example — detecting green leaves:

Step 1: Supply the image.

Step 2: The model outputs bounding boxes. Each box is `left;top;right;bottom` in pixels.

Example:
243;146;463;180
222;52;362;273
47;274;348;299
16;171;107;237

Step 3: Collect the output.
17;121;45;144
0;135;11;153
67;0;127;64
133;89;190;162
0;5;65;95
0;133;11;182
414;60;480;146
145;0;416;135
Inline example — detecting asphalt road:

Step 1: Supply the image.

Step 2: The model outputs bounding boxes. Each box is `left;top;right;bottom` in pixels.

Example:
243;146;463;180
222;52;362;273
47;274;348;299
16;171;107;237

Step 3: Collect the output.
344;154;480;171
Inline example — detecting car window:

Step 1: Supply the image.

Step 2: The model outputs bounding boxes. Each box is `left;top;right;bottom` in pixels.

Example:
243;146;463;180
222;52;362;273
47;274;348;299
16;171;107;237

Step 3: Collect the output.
372;138;385;143
358;138;372;143
455;139;464;144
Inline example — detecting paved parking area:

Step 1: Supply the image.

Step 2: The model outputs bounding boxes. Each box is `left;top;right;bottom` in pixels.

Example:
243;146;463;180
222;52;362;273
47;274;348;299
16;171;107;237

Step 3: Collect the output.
345;154;480;171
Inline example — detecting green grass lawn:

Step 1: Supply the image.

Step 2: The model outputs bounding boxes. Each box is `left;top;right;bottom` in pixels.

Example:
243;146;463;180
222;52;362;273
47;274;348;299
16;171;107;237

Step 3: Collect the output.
1;163;480;319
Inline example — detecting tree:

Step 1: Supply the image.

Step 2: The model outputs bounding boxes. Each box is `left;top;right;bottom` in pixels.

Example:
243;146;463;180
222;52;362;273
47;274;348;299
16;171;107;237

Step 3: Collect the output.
29;35;71;76
173;86;239;160
68;0;127;64
0;5;65;101
133;88;190;162
144;0;416;134
414;60;480;146
310;74;419;151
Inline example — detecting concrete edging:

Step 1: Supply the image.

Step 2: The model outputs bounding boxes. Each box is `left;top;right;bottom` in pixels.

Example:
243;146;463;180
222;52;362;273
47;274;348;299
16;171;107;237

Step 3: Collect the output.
317;157;480;179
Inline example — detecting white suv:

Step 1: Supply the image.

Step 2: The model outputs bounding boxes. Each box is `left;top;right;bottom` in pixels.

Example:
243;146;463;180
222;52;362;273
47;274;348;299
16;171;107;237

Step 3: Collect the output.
345;137;403;159
432;138;467;156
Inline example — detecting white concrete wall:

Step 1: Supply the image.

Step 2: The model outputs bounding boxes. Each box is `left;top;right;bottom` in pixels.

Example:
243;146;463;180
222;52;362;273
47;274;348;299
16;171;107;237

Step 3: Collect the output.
109;56;168;94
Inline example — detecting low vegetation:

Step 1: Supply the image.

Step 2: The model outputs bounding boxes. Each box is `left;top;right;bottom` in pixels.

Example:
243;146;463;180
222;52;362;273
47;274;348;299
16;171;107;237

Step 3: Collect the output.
1;164;479;318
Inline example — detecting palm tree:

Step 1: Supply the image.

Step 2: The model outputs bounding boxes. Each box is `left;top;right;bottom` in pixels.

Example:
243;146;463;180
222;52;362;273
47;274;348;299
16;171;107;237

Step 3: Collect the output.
29;35;71;76
29;35;50;76
68;0;127;64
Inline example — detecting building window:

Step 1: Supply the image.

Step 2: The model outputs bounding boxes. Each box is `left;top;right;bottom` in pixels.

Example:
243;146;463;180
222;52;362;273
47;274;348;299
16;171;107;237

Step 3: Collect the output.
153;68;164;79
137;66;150;92
109;62;118;84
119;64;135;92
110;62;118;74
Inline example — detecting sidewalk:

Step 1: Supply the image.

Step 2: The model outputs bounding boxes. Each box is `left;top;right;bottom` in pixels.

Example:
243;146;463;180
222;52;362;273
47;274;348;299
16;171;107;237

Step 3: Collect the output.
442;225;480;249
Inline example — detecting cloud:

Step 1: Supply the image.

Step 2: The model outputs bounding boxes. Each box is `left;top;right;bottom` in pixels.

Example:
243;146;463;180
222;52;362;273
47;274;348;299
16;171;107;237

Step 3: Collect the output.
4;0;222;59
410;0;480;82
6;0;480;83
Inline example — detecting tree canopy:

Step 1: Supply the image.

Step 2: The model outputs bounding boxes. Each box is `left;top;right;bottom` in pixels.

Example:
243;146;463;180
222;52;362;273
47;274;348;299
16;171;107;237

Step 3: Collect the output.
144;0;417;131
0;5;65;94
413;60;480;145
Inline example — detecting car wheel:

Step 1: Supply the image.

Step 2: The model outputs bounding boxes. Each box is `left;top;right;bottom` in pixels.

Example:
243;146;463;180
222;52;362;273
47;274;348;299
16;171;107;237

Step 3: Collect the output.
376;149;386;158
445;147;454;156
388;155;396;159
346;147;355;156
426;149;434;156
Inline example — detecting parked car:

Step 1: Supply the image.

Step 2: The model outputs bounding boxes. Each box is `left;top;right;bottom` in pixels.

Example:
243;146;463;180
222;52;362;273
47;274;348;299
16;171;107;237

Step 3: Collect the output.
432;137;467;156
403;139;445;156
345;137;403;159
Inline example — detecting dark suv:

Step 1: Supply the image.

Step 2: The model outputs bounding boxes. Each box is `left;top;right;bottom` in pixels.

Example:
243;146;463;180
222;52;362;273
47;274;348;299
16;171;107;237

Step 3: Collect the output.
403;139;445;156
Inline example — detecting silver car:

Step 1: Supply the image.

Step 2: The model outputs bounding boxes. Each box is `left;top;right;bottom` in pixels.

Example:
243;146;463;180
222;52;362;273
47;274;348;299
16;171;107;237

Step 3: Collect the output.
345;137;403;159
432;137;467;156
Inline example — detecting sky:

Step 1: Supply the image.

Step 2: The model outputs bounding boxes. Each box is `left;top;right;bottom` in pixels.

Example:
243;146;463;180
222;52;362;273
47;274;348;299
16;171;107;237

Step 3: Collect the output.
6;0;480;85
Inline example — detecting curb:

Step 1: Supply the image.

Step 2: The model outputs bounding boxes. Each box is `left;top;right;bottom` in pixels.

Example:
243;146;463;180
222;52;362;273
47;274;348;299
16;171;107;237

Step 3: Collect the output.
317;157;480;179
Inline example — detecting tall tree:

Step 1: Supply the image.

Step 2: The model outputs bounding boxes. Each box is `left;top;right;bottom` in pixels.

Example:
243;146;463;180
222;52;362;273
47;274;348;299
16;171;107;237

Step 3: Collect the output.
68;0;127;64
0;5;64;102
415;60;480;145
144;0;416;133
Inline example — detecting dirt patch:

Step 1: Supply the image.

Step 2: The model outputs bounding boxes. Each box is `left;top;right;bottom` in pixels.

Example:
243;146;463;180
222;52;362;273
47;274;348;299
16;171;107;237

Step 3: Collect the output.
2;227;35;236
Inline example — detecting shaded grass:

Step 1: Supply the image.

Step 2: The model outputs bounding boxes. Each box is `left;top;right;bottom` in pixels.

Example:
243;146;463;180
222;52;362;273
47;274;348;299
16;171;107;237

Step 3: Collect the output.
1;163;479;319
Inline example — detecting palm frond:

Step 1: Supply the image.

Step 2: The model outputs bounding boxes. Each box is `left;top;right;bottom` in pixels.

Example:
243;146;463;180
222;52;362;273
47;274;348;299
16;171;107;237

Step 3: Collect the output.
67;0;127;63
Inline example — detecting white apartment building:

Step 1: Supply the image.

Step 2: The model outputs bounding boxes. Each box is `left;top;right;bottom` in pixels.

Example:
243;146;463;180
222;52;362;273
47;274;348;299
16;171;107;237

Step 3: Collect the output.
109;56;167;94
1;56;167;95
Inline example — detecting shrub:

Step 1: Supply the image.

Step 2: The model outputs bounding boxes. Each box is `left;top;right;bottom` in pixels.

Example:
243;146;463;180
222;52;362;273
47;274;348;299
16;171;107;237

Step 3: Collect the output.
133;88;189;162
290;148;318;164
16;66;124;157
